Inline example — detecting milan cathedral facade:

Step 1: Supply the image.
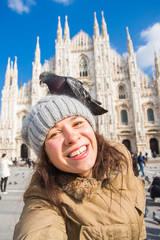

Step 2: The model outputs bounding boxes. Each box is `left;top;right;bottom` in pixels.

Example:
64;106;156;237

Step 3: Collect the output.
0;12;160;160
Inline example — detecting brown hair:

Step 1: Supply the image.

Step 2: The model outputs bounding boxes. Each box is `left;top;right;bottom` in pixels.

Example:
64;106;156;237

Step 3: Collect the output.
92;132;128;180
31;131;128;217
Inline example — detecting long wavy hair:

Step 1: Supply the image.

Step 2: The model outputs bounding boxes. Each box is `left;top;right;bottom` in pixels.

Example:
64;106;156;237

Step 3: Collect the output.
30;131;128;217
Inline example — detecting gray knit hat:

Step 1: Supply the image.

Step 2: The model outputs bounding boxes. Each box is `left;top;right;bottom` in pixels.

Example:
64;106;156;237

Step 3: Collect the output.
21;95;96;156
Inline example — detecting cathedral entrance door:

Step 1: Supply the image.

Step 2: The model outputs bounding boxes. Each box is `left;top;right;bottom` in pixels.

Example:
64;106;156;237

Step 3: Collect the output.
122;139;131;152
150;138;159;155
21;144;28;161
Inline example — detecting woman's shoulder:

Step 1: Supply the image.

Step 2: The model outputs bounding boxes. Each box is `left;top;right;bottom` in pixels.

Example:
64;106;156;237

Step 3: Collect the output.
13;197;66;240
13;184;66;240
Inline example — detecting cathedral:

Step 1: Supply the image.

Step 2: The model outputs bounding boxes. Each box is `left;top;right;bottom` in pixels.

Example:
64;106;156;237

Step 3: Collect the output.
0;12;160;161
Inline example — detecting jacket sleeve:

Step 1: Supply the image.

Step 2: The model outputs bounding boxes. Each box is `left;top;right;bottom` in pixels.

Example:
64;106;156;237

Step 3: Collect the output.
110;141;147;239
139;219;147;240
13;199;68;240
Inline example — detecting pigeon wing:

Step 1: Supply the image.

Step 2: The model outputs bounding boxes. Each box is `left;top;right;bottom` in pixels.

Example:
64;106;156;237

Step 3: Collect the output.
66;77;108;115
66;77;102;104
66;77;91;103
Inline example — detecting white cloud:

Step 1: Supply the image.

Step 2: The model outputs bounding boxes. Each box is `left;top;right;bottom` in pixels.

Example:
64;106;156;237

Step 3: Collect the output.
7;0;36;14
52;0;74;5
136;23;160;71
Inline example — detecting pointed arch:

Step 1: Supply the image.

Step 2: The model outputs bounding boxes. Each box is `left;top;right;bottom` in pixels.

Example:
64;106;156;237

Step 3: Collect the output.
118;84;127;99
21;144;28;160
147;108;154;122
150;138;159;154
79;55;89;77
121;110;128;123
122;139;131;151
10;77;12;85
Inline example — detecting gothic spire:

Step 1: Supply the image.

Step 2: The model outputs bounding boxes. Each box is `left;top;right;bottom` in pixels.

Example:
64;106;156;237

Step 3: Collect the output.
154;47;158;63
64;15;70;42
20;76;23;88
5;57;11;84
57;16;62;42
154;48;160;78
152;67;155;81
94;12;100;39
11;60;13;71
13;56;18;81
126;26;138;73
34;36;40;62
14;56;17;71
6;57;11;72
101;11;108;40
126;27;134;55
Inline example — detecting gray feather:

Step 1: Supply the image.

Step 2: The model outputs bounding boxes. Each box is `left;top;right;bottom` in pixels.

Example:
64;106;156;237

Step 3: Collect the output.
39;72;108;116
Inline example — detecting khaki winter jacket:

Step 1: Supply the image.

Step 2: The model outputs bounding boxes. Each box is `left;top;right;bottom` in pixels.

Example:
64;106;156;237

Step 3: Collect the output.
13;143;146;240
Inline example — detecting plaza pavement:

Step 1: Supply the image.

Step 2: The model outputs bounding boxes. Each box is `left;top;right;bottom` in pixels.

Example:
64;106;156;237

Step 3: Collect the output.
0;161;160;240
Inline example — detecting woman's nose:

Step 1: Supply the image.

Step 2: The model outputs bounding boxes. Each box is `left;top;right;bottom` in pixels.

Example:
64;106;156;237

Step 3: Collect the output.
64;128;80;145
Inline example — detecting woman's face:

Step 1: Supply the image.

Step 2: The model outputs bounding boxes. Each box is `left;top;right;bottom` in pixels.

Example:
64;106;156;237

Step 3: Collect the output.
45;116;97;178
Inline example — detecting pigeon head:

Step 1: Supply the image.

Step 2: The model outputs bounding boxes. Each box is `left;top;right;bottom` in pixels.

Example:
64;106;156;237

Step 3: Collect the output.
39;71;56;85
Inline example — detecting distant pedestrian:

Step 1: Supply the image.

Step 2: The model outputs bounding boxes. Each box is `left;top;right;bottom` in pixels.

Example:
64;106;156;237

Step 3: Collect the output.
131;152;139;176
0;153;13;194
144;153;148;162
14;157;19;166
27;158;32;168
138;151;145;176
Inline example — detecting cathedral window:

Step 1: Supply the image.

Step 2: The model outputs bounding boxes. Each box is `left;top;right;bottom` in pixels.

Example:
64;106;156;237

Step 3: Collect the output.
10;77;12;85
119;85;125;99
79;56;88;77
147;108;154;122
121;110;128;123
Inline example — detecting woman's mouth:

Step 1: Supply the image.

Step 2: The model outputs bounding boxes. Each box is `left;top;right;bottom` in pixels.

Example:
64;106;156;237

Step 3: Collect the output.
68;145;87;158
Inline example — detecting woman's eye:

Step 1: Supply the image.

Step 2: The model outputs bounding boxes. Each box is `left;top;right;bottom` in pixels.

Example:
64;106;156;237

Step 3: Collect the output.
74;121;83;126
50;132;60;138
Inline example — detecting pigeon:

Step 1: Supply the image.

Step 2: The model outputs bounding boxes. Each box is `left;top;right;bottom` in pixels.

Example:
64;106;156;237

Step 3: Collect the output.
145;176;151;184
144;207;149;217
153;212;160;224
39;72;108;116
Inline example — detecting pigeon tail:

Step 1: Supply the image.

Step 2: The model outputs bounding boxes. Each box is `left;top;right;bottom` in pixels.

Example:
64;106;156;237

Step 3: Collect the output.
88;101;108;115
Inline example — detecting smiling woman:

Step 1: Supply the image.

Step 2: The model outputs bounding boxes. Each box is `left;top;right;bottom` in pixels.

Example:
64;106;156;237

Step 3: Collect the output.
45;116;97;177
13;94;146;240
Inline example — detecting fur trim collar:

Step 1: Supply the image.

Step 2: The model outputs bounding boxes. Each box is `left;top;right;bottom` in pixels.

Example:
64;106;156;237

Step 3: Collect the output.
56;173;98;201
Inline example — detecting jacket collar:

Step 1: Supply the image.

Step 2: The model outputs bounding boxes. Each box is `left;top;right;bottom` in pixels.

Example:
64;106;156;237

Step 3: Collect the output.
56;173;99;201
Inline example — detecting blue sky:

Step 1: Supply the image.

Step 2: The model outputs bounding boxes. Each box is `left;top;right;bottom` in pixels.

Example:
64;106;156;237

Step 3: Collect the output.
0;0;160;104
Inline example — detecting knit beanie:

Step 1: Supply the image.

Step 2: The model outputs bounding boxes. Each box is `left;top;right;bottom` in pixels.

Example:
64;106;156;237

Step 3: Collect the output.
21;95;96;156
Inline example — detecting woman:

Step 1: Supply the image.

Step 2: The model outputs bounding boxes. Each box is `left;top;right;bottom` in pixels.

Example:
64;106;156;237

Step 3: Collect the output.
138;151;145;177
13;95;146;240
0;153;13;194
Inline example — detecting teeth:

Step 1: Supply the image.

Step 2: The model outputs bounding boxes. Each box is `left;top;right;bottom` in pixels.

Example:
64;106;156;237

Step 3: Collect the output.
69;146;87;158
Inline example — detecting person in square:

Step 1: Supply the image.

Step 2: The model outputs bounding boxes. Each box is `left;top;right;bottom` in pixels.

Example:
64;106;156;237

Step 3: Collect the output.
13;94;146;240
